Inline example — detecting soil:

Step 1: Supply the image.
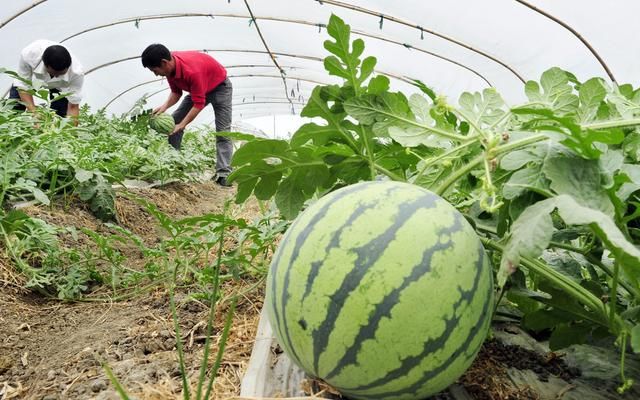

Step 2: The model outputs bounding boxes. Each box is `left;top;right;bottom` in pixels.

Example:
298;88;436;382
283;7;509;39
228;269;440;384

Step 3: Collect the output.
458;338;579;400
0;182;266;400
305;338;581;400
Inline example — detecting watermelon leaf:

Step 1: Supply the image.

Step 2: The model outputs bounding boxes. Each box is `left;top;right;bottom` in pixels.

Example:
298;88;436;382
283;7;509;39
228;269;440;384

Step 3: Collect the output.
500;194;640;288
502;166;549;200
549;323;590;350
77;173;115;222
542;155;615;216
523;67;579;115
458;88;507;134
323;14;375;90
578;78;608;123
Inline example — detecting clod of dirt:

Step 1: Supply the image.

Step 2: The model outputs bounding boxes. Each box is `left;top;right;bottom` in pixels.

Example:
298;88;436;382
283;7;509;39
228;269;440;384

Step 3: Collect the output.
480;339;581;382
0;355;13;374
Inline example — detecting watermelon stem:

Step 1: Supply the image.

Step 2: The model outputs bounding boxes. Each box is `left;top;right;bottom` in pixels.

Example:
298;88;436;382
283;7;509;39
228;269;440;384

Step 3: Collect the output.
435;134;549;196
480;237;623;334
411;138;479;183
374;164;404;181
454;107;491;142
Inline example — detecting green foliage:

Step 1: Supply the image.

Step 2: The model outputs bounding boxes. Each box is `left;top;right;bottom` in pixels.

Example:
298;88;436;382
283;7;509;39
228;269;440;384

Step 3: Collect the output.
0;81;280;300
0;210;102;299
77;172;116;222
227;14;640;392
0;92;218;217
229;14;431;218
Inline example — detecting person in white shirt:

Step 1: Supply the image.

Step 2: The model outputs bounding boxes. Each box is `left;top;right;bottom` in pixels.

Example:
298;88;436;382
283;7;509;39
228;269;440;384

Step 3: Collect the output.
10;40;84;122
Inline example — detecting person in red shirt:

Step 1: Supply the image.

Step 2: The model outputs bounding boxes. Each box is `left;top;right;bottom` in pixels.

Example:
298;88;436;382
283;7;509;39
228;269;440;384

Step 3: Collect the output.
141;44;233;187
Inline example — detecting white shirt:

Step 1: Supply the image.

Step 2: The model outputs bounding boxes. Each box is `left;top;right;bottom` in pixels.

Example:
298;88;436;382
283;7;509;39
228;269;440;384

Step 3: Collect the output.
14;40;84;104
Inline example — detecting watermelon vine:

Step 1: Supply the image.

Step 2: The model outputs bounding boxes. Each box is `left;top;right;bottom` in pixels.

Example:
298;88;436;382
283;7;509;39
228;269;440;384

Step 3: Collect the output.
229;14;640;391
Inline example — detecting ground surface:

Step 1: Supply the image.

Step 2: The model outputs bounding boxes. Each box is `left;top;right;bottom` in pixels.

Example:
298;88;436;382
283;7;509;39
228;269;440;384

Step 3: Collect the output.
1;182;638;400
0;182;264;400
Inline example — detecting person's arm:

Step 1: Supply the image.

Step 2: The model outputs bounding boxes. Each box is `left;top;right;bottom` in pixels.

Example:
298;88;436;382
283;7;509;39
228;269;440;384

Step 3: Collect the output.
172;76;206;133
18;90;37;112
153;91;182;115
66;74;84;125
67;103;80;125
172;106;203;134
15;52;37;111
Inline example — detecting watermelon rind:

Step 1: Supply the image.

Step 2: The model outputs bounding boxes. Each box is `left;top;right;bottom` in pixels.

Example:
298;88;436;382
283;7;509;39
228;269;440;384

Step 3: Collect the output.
266;181;494;400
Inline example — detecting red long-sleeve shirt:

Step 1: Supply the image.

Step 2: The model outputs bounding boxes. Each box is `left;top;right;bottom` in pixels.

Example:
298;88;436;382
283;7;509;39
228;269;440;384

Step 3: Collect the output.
167;51;227;109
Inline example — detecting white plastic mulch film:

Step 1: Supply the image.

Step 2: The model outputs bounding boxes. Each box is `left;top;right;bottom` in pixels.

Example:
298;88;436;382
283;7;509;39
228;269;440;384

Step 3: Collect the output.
1;0;638;128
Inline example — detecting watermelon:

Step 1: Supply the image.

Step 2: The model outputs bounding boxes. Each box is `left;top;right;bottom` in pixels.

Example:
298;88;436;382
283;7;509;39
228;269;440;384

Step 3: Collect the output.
149;113;175;134
266;181;493;400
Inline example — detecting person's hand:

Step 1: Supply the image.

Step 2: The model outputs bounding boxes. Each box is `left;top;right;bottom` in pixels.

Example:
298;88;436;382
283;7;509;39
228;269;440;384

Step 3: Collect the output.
170;123;185;136
28;108;41;129
152;106;167;115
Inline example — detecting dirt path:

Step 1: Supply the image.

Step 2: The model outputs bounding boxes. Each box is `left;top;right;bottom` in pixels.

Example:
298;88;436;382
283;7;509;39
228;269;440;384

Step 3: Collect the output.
0;182;264;400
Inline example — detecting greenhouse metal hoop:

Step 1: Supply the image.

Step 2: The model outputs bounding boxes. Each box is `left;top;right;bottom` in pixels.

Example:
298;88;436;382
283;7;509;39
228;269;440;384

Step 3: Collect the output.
59;13;495;88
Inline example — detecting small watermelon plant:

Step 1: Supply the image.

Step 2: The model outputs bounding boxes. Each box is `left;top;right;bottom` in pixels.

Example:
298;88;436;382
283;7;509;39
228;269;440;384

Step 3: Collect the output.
266;181;494;399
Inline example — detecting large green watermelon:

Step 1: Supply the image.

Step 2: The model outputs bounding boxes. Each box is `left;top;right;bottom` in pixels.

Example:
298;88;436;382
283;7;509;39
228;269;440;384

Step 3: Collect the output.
149;113;175;134
266;181;493;400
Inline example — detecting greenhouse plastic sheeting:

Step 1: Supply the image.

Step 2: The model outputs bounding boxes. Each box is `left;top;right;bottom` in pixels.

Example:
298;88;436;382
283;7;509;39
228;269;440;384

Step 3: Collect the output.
1;0;638;125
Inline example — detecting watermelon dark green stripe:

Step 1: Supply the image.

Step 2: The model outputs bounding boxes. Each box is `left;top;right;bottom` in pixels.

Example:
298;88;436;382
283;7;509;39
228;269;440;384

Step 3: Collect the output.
344;243;491;398
352;282;491;399
323;211;464;381
308;194;438;375
301;197;380;301
269;183;395;367
353;291;491;399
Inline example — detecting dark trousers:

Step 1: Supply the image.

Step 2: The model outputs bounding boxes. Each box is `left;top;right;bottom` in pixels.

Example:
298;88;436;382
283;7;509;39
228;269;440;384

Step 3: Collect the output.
170;78;233;177
9;86;69;117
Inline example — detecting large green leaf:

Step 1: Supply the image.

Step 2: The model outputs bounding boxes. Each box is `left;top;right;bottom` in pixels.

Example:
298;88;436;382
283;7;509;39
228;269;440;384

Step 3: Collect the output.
301;86;352;145
387;94;452;148
623;132;640;162
323;14;375;89
290;123;342;147
499;194;640;287
599;149;624;189
503;167;549;199
578;78;607;123
523;309;577;331
524;67;579;115
367;75;390;95
74;169;94;183
345;92;461;144
274;164;330;220
617;164;640;201
608;84;640;119
228;136;338;217
542;155;615;216
500;142;555;200
512;107;623;159
500;143;552;171
458;88;507;133
11;178;50;205
231;139;290;166
549;323;590;350
77;174;115;222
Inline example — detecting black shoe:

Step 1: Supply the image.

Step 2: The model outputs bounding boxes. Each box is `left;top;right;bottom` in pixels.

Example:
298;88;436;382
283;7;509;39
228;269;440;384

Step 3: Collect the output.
215;176;232;187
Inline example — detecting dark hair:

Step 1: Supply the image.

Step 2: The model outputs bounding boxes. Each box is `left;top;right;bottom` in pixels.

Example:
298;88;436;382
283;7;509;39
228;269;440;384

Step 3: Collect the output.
42;45;71;71
141;44;172;68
